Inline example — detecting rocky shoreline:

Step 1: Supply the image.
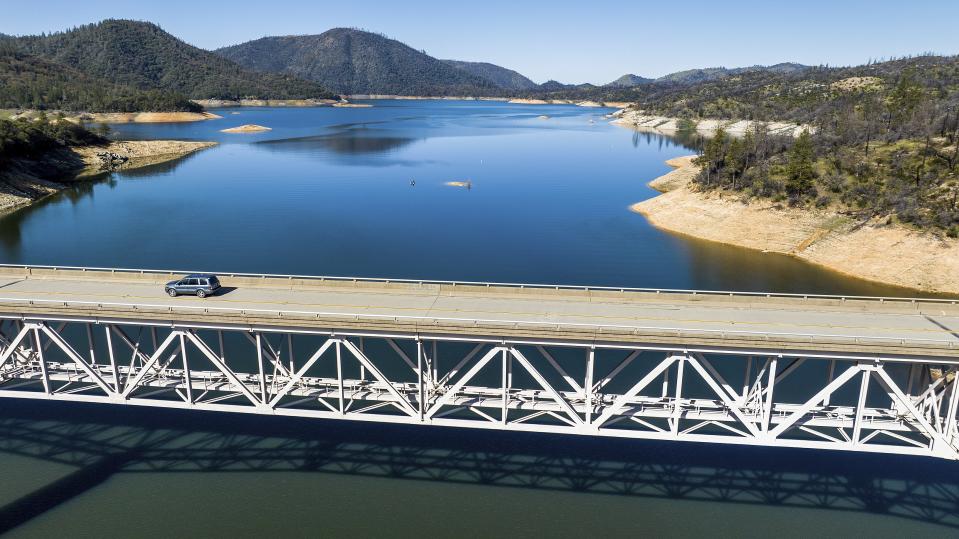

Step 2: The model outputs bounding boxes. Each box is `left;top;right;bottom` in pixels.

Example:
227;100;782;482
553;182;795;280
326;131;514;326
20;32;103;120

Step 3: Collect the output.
630;156;959;295
611;109;810;137
0;140;217;215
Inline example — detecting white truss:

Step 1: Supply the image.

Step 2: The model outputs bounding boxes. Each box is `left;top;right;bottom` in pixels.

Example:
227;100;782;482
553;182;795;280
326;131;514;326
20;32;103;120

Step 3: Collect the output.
0;315;957;460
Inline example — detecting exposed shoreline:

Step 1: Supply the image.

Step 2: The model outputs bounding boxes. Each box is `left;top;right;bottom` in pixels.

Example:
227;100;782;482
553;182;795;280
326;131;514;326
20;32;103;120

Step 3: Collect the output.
611;109;810;137
11;111;223;124
345;95;630;108
630;156;959;295
0;140;217;215
192;98;342;108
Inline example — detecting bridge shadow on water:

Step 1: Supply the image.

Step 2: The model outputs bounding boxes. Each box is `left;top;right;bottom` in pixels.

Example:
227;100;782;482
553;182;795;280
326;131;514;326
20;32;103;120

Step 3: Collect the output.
0;399;957;533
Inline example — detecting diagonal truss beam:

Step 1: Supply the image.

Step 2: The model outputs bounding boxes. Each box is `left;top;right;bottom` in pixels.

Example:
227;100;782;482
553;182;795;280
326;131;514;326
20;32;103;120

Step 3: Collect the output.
40;324;115;396
769;365;861;438
120;332;180;398
594;355;680;429
340;338;418;417
269;339;335;407
510;348;583;426
426;347;504;419
185;331;263;408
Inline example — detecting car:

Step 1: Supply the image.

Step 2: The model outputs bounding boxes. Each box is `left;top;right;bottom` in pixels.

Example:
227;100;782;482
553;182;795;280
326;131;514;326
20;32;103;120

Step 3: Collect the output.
165;274;221;298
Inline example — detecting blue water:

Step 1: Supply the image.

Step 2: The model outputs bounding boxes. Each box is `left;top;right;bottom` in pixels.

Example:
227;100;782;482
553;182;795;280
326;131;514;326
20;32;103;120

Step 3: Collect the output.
0;100;914;295
0;101;948;538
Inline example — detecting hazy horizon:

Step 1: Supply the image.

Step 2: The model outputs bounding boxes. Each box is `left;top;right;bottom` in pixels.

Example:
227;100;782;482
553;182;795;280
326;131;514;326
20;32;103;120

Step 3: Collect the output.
3;0;958;84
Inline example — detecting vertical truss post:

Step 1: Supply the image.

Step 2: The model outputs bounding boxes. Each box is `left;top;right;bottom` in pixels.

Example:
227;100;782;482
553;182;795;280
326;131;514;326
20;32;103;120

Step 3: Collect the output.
85;324;97;365
501;347;509;424
32;326;50;394
217;330;225;361
180;332;193;404
671;356;685;435
287;334;294;375
336;339;344;414
762;357;779;434
103;325;119;387
255;333;267;405
417;339;425;419
741;356;753;403
585;348;595;425
432;341;439;384
852;367;870;444
824;359;836;406
358;337;366;381
945;372;959;440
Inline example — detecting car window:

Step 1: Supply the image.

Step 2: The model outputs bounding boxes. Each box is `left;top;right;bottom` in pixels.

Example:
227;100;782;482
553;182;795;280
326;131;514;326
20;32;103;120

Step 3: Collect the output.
187;279;199;286
177;280;187;286
199;279;208;286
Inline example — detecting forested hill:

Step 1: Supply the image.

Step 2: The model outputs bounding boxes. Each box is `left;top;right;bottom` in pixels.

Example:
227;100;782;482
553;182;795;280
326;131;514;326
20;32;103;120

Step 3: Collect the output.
12;20;336;101
0;46;200;112
216;29;503;96
441;60;538;91
651;54;959;234
627;55;959;124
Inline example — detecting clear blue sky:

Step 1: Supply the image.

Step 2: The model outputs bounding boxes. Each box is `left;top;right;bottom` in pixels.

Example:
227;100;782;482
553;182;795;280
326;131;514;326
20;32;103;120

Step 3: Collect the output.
3;0;957;84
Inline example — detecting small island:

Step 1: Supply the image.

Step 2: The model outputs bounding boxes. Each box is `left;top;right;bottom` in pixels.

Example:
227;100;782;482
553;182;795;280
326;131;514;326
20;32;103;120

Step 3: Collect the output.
220;124;272;133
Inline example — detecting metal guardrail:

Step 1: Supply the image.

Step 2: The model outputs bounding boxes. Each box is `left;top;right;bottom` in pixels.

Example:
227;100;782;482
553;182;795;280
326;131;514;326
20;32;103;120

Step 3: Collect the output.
0;263;955;305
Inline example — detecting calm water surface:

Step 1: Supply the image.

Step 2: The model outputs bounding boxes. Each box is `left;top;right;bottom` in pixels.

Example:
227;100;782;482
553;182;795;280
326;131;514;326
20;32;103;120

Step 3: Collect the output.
0;101;949;537
0;100;919;294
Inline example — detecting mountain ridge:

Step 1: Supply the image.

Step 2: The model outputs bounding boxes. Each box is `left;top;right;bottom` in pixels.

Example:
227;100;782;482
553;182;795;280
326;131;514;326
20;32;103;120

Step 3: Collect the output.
12;20;336;101
216;28;503;96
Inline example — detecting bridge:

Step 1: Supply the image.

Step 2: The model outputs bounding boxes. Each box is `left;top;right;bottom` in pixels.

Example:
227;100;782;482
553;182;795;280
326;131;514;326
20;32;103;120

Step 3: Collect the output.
0;264;957;459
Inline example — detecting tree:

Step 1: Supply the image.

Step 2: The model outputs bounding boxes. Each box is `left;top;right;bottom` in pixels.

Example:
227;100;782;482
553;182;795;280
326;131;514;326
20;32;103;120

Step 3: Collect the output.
786;130;816;195
696;127;728;186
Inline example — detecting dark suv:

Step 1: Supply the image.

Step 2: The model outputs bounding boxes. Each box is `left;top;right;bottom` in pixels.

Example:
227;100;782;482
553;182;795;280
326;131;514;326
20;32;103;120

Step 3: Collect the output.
165;274;221;298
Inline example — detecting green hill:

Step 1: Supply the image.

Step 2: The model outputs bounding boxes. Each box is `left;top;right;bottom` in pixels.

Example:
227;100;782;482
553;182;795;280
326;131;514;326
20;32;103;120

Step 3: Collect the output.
13;20;335;101
442;60;538;91
605;74;653;88
216;28;503;96
0;46;199;112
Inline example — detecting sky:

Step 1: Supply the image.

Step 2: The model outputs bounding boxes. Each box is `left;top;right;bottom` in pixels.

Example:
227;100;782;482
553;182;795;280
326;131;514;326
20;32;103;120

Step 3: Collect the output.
2;0;958;84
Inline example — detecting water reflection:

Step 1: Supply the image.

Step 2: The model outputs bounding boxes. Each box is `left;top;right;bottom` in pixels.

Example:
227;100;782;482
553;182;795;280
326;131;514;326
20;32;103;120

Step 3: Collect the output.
0;400;955;534
258;133;419;155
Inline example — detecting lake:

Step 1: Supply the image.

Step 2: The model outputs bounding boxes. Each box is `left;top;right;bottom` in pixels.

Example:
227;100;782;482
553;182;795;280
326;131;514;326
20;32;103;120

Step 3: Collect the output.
0;100;919;294
0;100;950;537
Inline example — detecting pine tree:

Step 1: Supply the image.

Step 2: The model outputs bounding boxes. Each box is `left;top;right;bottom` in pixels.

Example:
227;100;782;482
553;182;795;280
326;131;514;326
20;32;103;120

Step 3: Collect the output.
786;130;815;195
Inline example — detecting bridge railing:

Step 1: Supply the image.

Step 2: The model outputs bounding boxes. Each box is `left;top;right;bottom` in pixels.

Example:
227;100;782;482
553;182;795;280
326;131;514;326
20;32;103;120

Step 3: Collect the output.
0;263;955;306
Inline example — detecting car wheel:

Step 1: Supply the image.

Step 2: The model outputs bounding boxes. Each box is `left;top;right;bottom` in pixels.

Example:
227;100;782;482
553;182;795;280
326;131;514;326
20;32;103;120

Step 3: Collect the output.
197;289;207;298
167;289;177;297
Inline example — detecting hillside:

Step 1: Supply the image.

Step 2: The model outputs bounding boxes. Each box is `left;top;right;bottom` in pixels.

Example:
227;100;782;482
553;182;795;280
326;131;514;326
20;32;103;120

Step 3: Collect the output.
216;28;502;96
13;20;335;100
0;47;199;112
606;74;653;87
625;55;959;234
655;63;808;85
442;60;538;91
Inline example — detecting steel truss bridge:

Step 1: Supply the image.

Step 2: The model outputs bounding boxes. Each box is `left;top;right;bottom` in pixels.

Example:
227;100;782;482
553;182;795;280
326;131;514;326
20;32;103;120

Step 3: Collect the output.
0;265;958;460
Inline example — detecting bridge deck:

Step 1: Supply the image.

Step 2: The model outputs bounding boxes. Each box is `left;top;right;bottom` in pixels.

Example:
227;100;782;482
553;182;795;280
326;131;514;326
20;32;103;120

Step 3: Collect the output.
0;267;957;358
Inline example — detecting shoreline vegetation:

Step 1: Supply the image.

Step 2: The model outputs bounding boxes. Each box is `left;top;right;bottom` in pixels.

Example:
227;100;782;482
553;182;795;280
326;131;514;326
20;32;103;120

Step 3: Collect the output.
631;156;959;295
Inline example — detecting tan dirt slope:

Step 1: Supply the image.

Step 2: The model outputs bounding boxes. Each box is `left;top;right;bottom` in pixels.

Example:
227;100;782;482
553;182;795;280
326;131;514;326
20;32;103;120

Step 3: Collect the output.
630;156;959;295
